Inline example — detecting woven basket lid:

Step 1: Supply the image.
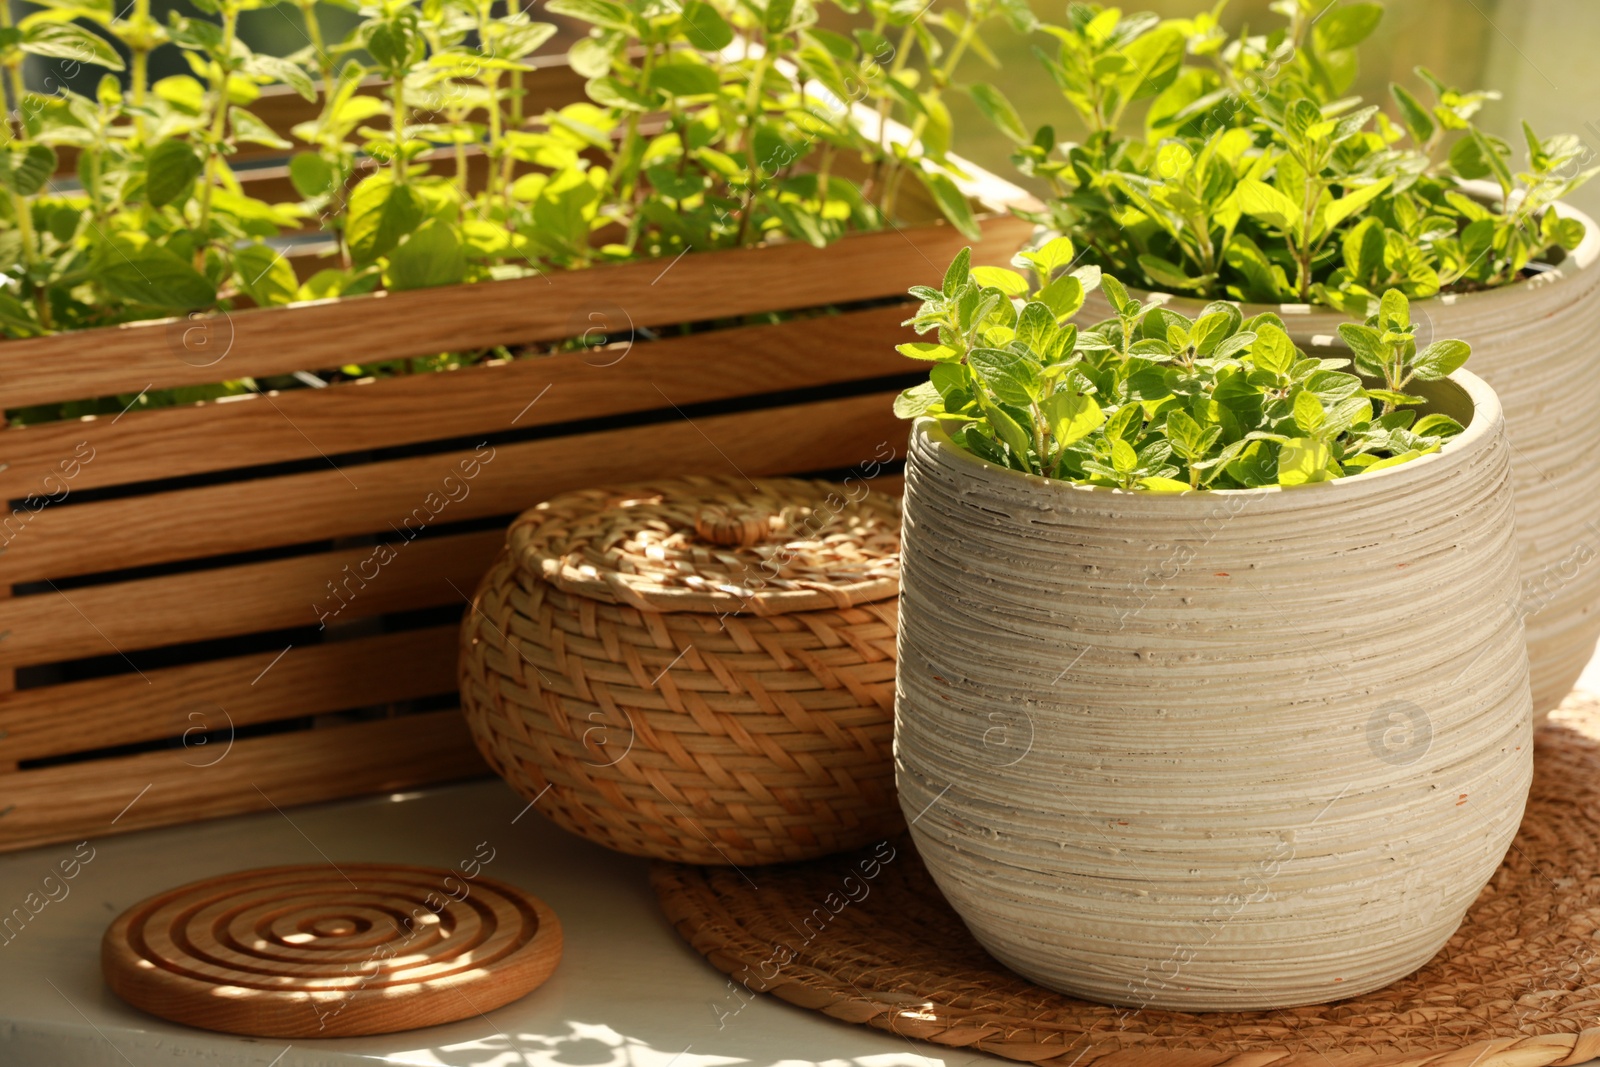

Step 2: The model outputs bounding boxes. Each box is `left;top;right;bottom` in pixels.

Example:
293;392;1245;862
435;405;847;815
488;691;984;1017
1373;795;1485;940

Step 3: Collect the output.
506;475;900;615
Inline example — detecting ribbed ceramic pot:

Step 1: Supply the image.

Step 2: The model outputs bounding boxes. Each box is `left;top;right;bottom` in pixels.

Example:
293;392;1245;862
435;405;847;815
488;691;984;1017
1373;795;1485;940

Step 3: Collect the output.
895;369;1534;1011
1080;195;1600;715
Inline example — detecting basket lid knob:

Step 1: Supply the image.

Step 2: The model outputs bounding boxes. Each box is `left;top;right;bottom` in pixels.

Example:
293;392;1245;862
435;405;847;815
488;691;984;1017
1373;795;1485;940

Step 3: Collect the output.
694;505;782;548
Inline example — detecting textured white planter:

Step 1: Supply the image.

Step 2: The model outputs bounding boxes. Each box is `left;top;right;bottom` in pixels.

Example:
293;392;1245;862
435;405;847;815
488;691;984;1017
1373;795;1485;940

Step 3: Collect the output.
1080;196;1600;715
895;370;1534;1011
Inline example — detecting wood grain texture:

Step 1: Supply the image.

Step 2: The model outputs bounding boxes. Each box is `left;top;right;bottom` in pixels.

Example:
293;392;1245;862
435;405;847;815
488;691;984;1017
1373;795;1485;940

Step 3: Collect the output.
103;863;562;1038
0;587;13;774
0;303;915;497
0;391;905;584
0;49;1023;851
0;710;486;851
0;528;503;671
0;625;457;764
0;213;1032;407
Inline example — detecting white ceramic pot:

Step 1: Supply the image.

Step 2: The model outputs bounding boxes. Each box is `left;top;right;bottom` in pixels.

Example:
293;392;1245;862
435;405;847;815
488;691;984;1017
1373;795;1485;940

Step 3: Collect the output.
895;370;1533;1011
1080;197;1600;715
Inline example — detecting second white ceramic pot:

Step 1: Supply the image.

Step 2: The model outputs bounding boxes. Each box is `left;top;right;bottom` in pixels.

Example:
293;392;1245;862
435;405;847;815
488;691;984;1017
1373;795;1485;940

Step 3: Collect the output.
1081;195;1600;715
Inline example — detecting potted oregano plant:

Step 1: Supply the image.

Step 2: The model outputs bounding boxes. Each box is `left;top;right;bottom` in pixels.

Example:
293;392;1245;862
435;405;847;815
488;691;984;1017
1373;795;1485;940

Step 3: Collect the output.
892;244;1533;1009
972;0;1600;714
0;0;1042;851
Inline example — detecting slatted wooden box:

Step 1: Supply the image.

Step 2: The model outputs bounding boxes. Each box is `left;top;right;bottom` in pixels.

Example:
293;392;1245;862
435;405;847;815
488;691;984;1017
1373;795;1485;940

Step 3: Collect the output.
0;56;1034;852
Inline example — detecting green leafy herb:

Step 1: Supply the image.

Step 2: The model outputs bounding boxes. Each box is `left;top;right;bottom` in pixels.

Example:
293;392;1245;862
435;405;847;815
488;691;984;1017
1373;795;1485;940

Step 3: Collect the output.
988;0;1598;314
0;0;1018;346
896;243;1470;490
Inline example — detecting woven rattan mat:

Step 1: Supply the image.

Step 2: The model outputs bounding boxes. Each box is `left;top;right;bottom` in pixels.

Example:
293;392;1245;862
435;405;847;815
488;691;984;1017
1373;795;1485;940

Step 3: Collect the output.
652;698;1600;1066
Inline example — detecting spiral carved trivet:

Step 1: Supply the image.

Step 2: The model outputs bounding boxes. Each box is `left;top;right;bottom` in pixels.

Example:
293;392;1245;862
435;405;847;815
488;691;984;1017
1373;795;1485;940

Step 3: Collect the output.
102;863;562;1038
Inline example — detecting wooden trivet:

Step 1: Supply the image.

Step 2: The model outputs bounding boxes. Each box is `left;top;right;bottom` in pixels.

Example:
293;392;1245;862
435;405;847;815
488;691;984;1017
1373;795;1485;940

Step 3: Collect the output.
652;699;1600;1066
103;863;561;1038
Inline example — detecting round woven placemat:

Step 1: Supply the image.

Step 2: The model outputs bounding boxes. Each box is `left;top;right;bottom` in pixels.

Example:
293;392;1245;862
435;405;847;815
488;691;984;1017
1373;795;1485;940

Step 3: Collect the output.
652;699;1600;1066
104;863;561;1038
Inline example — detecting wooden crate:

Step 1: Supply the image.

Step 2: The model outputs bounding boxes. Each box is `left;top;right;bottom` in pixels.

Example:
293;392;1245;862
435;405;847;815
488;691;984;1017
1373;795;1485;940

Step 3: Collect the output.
0;58;1035;853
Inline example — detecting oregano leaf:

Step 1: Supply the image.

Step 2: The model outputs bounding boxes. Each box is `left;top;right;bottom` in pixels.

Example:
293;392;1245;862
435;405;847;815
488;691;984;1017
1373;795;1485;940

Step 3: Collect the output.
146;140;203;208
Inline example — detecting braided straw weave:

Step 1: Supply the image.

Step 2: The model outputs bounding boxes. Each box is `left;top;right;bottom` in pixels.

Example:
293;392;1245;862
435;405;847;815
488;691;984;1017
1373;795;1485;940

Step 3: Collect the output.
459;476;904;865
652;696;1600;1067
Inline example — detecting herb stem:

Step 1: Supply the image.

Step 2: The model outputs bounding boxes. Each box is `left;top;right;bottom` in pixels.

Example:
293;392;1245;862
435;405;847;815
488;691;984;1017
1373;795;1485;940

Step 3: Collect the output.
734;37;771;247
7;184;41;324
1;0;24;143
129;0;153;143
298;0;351;267
881;16;977;222
453;101;469;198
195;2;239;254
866;19;916;202
0;0;41;327
1296;168;1320;300
1187;212;1216;280
503;66;522;199
299;0;335;88
611;39;659;222
130;51;148;141
392;68;409;189
87;102;106;224
816;143;833;215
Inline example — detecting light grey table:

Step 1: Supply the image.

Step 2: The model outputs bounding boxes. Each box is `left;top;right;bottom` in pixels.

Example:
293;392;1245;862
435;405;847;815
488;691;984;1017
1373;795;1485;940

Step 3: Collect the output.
11;657;1600;1067
0;776;990;1067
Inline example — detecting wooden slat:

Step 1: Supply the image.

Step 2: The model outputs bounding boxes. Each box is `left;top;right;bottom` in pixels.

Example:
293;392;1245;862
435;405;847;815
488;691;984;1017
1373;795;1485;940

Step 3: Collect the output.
0;302;915;497
0;391;906;585
0;212;1032;407
0;589;12;773
0;710;486;853
0;625;457;764
0;391;905;662
0;526;500;670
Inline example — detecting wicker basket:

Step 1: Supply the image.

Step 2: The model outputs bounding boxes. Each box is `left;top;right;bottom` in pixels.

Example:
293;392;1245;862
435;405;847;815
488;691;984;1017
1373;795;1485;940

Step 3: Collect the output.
459;475;904;865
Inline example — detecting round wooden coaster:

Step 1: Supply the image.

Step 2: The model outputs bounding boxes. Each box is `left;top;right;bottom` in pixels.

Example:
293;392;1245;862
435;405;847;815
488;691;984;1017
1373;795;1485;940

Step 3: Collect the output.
103;863;561;1038
653;701;1600;1067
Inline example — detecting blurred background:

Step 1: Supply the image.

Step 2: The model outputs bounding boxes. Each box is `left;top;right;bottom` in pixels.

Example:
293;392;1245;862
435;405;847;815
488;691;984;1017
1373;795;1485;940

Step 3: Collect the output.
962;0;1600;219
927;0;1600;220
21;0;1600;217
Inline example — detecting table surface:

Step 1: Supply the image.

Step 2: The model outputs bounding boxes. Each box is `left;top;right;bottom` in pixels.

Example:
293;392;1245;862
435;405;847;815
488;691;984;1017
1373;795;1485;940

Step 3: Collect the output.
10;674;1600;1067
0;775;997;1067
